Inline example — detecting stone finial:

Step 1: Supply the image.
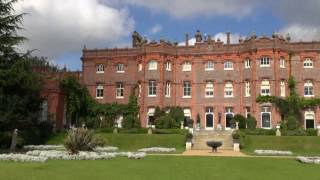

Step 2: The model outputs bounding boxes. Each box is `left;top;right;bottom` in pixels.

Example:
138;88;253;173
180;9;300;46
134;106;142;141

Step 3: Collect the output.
185;33;189;47
195;30;202;43
239;36;243;43
286;33;291;41
251;31;257;39
226;31;231;44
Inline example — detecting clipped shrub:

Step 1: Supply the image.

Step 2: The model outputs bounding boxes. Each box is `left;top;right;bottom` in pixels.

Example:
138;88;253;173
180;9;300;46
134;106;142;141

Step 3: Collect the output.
185;133;193;142
287;116;298;130
243;128;276;136
64;128;105;154
168;107;184;125
285;129;307;136
232;131;240;140
306;129;318;136
153;129;188;135
246;116;257;130
233;114;247;129
122;114;140;129
155;115;178;129
154;107;165;120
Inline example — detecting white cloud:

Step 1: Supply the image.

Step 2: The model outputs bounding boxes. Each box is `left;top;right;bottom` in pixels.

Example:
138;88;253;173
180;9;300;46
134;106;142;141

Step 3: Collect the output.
149;24;162;34
279;24;320;42
123;0;257;19
178;32;242;46
15;0;134;59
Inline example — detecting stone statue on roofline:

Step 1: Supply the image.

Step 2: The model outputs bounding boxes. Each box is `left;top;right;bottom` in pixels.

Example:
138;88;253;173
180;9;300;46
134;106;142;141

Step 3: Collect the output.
132;31;148;47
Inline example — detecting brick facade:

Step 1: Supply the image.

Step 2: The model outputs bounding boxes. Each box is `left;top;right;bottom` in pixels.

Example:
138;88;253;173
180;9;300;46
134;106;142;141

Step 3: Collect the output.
82;31;320;129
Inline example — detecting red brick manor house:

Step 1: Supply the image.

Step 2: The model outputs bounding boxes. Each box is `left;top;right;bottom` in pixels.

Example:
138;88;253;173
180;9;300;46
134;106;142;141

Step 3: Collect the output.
81;30;320;130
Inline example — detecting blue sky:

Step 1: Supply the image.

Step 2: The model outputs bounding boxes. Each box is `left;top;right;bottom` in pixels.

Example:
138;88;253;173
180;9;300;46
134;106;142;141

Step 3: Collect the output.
15;0;320;71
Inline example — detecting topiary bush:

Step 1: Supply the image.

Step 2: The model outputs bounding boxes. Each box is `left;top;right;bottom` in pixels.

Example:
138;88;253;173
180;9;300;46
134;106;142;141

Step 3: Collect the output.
233;114;246;129
122;114;140;129
155;115;178;129
287;116;298;130
168;107;184;125
64;128;105;154
246;116;257;130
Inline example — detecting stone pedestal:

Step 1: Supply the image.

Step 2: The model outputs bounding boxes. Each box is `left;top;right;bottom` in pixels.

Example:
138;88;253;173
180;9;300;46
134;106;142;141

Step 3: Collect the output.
10;129;18;152
113;127;118;134
148;128;152;135
236;122;239;130
317;126;320;136
217;124;222;131
186;142;192;150
180;121;184;129
233;143;240;152
276;125;281;136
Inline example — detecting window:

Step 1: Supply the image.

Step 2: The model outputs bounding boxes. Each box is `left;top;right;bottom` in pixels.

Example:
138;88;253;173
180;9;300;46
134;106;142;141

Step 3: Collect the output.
261;80;270;96
305;110;315;129
245;107;251;118
138;83;141;97
224;60;233;70
224;81;233;97
245;59;251;69
182;61;192;71
304;80;314;97
260;57;270;67
147;108;155;126
303;58;313;68
148;60;157;70
96;85;104;99
148;80;157;97
280;58;285;68
245;81;251;97
261;106;271;129
280;80;285;97
183;108;192;127
116;64;124;73
165;82;171;97
138;63;142;72
116;82;124;98
166;61;172;71
205;61;214;71
183;81;191;98
205;82;214;97
96;64;104;73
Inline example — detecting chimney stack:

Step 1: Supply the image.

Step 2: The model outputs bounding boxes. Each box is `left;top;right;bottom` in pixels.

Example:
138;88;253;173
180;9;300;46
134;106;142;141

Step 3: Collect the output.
226;31;231;44
185;33;189;47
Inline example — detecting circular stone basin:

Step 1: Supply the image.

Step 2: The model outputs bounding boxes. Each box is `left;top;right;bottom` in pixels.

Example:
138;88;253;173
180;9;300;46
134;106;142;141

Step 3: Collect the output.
206;141;223;152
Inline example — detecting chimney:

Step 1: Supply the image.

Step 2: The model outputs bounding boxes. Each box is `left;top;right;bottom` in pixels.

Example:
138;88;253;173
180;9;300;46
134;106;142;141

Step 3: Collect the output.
226;31;231;44
185;33;189;47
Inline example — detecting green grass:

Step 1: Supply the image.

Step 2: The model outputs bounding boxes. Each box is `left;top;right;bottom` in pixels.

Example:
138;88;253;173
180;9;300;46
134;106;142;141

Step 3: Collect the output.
46;133;186;152
0;156;319;180
241;135;320;155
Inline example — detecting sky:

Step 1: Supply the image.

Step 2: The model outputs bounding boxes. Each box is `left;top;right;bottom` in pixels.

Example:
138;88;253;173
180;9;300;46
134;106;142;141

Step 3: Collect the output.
14;0;320;71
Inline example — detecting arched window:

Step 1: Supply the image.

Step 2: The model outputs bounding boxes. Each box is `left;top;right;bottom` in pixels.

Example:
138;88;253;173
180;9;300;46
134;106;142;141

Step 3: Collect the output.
280;57;285;68
303;58;313;68
224;60;233;70
148;60;158;70
182;61;192;71
280;80;285;97
165;81;171;97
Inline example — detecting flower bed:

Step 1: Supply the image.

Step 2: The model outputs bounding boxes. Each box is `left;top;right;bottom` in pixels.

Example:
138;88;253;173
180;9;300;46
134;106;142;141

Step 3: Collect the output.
254;150;293;156
25;150;145;160
0;154;47;163
297;156;320;164
138;147;176;153
24;145;65;151
23;145;119;152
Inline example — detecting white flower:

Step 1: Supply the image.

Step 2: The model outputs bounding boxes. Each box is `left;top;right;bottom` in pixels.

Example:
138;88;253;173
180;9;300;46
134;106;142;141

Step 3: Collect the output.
138;147;176;153
0;154;47;163
24;145;65;151
297;156;320;164
254;150;293;156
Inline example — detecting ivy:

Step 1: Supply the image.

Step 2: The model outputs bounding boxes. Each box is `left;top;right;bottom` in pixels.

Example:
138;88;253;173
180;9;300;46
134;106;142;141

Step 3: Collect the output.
256;75;320;127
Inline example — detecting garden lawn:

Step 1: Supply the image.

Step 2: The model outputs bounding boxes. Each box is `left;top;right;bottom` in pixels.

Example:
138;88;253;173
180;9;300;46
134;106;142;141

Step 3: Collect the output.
0;156;319;180
46;133;186;153
241;135;320;155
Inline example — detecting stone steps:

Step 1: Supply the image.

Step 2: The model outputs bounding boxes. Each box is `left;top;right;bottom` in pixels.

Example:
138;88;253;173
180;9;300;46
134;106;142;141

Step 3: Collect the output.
192;130;234;150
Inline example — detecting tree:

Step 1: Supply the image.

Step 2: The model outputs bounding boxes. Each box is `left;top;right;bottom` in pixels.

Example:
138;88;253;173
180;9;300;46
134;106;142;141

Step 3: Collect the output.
0;0;50;148
123;94;140;128
256;76;320;129
168;106;184;125
233;114;246;129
